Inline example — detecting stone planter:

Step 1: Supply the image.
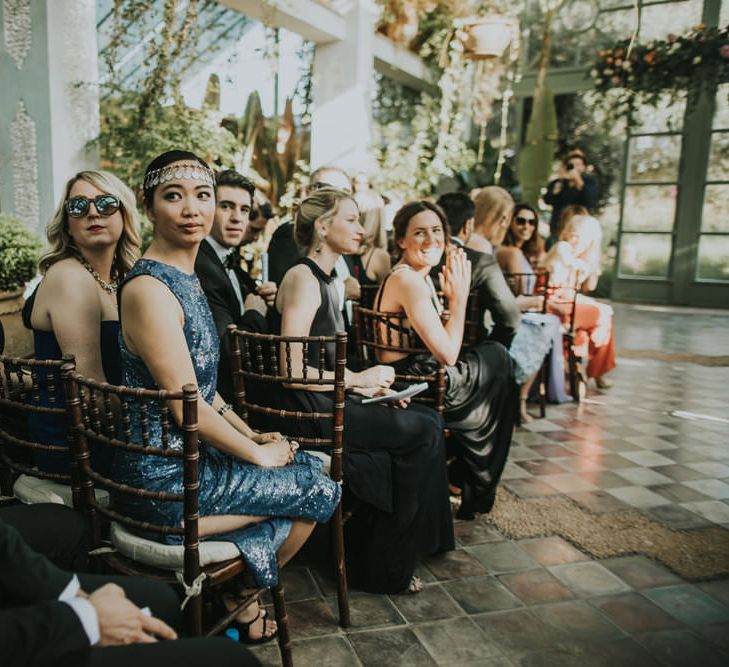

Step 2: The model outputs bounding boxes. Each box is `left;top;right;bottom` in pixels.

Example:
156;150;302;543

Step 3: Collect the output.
0;288;32;357
462;16;518;59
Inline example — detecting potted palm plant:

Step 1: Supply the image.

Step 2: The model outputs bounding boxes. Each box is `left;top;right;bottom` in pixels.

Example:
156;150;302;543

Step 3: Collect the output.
0;213;42;357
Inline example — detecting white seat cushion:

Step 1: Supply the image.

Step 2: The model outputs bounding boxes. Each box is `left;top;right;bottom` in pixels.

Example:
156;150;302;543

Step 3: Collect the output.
110;522;240;570
14;474;110;508
304;449;331;475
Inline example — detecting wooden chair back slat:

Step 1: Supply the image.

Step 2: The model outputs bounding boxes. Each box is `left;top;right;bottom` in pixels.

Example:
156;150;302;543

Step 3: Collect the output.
0;354;76;495
351;306;447;417
63;367;196;543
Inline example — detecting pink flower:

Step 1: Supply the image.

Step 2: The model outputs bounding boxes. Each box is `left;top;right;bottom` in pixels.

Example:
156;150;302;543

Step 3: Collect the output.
720;44;729;58
611;75;621;84
667;33;677;43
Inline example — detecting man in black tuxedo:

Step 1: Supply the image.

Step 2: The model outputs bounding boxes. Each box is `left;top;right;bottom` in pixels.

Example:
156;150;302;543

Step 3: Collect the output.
0;503;258;666
435;192;521;347
195;170;277;403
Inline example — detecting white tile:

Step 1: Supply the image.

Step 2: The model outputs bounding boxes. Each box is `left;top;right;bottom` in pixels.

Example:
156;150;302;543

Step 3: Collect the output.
620;451;676;468
686;462;729;478
501;462;531;480
614;468;674;487
683;480;729;500
681;501;729;524
606;487;672;508
540;474;598;494
625;436;678;451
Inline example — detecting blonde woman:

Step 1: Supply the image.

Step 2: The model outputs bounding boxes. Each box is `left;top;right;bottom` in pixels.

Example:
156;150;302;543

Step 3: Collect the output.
271;188;453;594
24;170;141;474
467;186;515;254
545;215;615;388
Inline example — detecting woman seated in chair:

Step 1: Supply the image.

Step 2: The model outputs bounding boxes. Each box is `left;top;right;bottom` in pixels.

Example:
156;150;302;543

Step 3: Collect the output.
24;170;141;474
544;214;615;389
497;203;573;410
270;188;453;594
376;201;518;519
113;150;341;644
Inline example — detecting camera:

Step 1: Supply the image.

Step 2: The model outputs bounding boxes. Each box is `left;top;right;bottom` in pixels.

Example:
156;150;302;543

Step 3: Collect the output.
566;162;575;171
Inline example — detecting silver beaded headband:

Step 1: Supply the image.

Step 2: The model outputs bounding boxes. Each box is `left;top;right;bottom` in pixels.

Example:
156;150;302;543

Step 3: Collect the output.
143;162;215;191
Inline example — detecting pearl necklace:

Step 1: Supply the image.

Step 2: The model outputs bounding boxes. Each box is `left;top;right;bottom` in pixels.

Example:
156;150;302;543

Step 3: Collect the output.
75;253;118;294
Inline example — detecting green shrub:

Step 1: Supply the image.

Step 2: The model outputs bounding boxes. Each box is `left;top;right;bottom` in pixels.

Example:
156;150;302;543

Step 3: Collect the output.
0;214;42;291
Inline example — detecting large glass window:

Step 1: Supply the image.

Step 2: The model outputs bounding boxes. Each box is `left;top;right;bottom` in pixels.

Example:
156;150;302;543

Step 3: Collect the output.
617;94;683;279
696;83;729;283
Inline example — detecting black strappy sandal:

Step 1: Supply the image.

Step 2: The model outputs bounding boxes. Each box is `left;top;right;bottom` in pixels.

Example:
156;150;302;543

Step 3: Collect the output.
228;607;278;645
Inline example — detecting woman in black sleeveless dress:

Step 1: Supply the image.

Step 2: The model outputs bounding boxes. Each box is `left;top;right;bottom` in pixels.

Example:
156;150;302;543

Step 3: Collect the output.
376;201;518;520
266;188;454;594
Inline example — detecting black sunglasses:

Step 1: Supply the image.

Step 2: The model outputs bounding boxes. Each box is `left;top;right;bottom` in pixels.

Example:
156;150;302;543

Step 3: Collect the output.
515;216;537;226
65;195;121;218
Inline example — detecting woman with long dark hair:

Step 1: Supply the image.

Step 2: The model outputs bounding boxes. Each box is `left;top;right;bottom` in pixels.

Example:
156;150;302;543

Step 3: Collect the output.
376;200;518;519
270;188;453;594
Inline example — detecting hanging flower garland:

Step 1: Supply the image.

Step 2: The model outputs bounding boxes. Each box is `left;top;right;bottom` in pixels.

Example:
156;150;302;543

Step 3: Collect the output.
590;24;729;121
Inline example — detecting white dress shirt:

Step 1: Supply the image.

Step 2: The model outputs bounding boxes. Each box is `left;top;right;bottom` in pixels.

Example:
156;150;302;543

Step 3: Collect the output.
60;574;100;645
205;236;245;316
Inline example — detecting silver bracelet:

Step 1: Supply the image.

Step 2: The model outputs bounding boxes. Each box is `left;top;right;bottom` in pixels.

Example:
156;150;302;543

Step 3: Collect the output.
217;403;232;417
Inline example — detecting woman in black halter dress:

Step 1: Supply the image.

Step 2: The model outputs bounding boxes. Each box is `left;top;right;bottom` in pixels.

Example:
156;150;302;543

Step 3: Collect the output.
376;201;518;520
265;188;454;594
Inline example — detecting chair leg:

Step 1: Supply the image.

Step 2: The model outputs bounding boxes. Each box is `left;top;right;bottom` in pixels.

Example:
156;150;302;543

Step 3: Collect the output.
567;345;579;402
184;590;204;637
539;354;548;419
330;504;350;627
272;583;293;667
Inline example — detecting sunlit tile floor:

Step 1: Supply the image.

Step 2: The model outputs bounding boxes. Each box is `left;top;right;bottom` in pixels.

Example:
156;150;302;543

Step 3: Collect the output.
252;303;729;666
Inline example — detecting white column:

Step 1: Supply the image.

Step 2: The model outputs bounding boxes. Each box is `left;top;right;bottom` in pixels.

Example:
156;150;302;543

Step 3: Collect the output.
310;0;377;174
46;0;100;206
0;0;98;234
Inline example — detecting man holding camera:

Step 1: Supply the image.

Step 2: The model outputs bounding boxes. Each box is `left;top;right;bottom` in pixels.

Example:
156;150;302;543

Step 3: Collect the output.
544;148;599;242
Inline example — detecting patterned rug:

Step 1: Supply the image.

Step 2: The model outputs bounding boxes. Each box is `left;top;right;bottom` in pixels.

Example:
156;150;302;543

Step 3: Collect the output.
486;487;729;580
617;348;729;367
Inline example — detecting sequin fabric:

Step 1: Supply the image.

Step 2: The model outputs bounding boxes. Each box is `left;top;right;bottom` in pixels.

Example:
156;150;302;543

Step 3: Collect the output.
113;259;341;587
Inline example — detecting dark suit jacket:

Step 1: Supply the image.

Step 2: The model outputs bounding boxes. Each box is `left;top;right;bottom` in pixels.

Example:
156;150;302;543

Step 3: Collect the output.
0;519;89;665
195;240;268;403
267;221;302;286
432;239;521;348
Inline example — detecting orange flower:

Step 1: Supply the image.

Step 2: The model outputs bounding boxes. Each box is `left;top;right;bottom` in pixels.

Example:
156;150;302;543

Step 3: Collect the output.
643;51;658;65
598;49;605;57
616;49;625;57
606;56;613;64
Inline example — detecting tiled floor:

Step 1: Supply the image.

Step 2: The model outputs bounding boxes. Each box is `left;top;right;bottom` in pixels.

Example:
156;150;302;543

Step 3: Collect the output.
251;303;729;666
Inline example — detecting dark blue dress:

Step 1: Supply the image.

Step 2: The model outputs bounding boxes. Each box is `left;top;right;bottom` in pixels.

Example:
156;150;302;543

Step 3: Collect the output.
112;259;340;587
27;312;121;475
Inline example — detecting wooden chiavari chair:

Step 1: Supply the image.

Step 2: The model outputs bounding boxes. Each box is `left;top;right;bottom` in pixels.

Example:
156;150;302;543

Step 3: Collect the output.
0;353;84;505
63;366;293;666
227;326;350;629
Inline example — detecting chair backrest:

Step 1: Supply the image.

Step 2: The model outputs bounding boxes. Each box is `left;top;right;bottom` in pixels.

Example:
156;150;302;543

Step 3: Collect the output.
357;284;380;310
351;305;446;417
227;327;347;482
62;366;200;562
0;353;77;496
544;278;580;336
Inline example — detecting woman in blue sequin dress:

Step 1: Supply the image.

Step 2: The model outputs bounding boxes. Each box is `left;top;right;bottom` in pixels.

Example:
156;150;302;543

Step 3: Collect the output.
112;151;340;642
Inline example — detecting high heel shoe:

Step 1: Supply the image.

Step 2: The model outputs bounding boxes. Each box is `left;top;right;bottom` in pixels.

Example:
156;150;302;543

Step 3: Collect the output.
219;592;278;645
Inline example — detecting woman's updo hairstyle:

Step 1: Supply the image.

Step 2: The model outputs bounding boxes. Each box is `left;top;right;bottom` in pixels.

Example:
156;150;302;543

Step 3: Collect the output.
294;187;356;250
392;200;450;247
142;150;212;209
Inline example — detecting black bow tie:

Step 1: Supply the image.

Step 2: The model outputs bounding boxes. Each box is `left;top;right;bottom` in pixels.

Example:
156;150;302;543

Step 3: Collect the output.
224;251;240;271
